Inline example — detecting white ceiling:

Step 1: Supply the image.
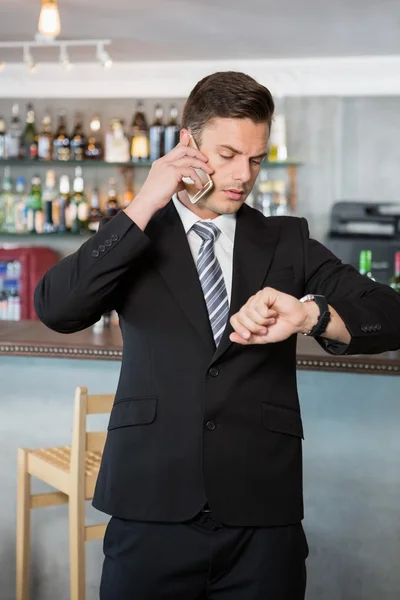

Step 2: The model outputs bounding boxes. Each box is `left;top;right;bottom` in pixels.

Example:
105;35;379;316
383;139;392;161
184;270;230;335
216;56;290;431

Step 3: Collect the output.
0;0;399;63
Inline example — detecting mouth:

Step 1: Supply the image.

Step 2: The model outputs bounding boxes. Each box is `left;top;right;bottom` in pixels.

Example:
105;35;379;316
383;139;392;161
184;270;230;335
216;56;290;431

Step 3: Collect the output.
223;189;245;201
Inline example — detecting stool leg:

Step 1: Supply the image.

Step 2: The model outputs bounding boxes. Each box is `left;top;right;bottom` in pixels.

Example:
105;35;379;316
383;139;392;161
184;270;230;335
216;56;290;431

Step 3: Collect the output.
69;491;85;600
16;449;31;600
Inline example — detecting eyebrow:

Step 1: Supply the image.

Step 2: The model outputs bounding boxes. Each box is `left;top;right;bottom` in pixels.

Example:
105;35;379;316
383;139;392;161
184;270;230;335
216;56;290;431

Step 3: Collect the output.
217;144;267;160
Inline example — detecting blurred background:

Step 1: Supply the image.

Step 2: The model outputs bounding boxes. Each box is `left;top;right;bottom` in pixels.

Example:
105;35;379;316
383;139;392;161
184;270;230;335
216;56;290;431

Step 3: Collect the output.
1;2;400;600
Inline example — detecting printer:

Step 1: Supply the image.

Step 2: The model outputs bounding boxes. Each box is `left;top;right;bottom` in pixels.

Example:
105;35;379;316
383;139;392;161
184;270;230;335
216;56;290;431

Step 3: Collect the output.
324;201;400;284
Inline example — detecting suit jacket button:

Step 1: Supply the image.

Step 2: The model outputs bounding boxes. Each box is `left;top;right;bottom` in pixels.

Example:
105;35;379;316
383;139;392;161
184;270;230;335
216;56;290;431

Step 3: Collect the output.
111;234;119;242
92;250;100;258
99;244;106;253
206;421;216;431
105;239;112;247
208;367;219;377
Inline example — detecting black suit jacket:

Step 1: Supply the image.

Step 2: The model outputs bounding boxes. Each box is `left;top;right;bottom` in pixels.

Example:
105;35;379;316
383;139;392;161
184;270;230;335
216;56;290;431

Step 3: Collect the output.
34;202;400;526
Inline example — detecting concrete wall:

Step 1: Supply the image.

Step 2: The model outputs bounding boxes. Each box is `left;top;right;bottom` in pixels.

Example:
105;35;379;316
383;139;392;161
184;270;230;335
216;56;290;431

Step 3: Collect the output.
0;355;399;599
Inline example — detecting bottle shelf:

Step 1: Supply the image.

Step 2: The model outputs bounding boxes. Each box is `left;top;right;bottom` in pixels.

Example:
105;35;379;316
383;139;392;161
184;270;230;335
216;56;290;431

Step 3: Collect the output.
0;159;154;168
0;231;92;237
0;159;303;169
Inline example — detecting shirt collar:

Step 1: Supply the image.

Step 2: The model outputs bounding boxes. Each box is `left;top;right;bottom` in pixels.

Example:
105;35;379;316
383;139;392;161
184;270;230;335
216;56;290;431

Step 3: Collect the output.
172;195;236;243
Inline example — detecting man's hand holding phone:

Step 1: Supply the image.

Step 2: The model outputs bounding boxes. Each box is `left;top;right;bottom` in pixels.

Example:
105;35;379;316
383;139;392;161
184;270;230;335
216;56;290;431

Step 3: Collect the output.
124;133;213;231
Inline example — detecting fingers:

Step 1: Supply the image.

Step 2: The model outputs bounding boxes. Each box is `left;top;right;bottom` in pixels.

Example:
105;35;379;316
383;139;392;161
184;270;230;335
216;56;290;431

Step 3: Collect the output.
173;156;214;175
229;331;270;345
230;312;276;340
178;167;204;190
168;141;209;164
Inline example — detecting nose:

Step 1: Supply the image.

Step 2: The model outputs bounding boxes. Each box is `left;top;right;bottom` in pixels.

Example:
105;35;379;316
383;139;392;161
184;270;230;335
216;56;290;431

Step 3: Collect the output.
232;157;252;185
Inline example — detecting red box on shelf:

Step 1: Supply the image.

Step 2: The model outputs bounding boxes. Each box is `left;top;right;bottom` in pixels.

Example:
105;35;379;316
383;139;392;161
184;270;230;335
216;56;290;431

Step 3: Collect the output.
0;247;58;320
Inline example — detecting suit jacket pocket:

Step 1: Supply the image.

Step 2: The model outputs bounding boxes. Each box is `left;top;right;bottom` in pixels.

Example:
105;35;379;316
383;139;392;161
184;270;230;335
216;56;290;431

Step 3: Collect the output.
262;403;304;439
108;397;158;430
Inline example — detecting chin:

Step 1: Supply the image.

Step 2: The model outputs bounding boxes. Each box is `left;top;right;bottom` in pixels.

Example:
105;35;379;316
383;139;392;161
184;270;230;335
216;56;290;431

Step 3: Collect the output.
205;193;246;216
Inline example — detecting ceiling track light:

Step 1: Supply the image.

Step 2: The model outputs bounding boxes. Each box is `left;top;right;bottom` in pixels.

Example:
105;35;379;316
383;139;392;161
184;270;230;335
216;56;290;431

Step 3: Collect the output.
0;39;112;72
97;42;113;69
23;44;37;73
59;44;71;71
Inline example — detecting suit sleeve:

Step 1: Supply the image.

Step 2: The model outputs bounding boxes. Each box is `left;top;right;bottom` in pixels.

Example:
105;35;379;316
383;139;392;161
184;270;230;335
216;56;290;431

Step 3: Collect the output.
34;211;151;333
300;217;400;355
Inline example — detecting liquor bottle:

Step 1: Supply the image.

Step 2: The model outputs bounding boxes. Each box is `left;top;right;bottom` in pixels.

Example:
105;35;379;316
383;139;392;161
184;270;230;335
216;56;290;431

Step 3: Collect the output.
0;262;7;320
105;119;130;163
53;110;70;161
130;102;150;162
255;170;273;216
42;170;57;233
37;114;53;161
0;117;7;160
105;178;120;217
268;97;287;162
70;113;87;161
26;174;43;234
85;115;103;160
57;174;70;232
69;166;88;234
164;104;180;154
149;104;165;161
88;187;104;232
389;251;400;292
9;283;21;321
21;104;38;160
272;180;290;216
359;250;375;280
14;177;28;234
6;103;22;159
1;167;15;232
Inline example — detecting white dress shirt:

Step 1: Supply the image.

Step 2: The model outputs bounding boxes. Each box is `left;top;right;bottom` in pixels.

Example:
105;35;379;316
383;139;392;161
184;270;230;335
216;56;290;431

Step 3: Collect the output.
172;196;236;304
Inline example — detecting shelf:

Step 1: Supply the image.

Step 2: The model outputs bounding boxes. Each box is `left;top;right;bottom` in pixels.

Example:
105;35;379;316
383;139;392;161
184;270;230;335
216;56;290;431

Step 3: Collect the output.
0;159;303;169
0;232;91;238
262;160;303;168
0;159;153;168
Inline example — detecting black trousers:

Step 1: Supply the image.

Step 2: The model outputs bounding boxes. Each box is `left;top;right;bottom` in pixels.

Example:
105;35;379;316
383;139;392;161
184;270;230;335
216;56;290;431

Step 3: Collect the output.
100;509;308;600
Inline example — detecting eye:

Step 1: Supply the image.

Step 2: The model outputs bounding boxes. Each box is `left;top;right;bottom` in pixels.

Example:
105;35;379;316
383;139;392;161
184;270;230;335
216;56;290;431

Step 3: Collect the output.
220;154;233;160
251;160;263;166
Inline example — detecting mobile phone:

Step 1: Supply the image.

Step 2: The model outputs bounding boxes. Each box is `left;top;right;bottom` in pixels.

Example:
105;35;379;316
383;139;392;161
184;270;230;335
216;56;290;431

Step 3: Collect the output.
181;134;213;204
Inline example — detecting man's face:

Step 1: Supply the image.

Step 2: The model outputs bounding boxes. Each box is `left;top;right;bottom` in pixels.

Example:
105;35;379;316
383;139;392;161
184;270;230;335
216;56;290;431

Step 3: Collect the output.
180;117;269;218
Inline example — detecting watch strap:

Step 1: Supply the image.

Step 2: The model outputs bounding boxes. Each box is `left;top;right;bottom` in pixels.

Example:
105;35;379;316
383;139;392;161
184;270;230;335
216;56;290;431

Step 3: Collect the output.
299;294;331;337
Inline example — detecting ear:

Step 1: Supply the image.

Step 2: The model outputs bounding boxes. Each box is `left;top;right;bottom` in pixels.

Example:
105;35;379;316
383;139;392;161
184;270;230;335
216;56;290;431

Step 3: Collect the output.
179;128;191;143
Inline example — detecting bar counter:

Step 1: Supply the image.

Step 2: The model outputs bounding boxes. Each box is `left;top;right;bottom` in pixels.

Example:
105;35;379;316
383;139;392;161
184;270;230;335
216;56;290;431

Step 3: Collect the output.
1;320;400;375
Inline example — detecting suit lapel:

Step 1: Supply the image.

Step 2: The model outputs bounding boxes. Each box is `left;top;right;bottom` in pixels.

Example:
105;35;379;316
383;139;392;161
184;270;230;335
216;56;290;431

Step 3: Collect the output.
210;204;282;364
148;202;215;351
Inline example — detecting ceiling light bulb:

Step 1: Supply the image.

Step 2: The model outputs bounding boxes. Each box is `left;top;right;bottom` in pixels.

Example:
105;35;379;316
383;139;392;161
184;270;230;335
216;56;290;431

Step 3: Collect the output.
90;116;101;132
0;62;5;72
38;0;61;39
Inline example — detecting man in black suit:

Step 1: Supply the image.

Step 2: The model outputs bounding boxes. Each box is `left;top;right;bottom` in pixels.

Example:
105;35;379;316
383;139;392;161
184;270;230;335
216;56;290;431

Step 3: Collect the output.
34;71;400;599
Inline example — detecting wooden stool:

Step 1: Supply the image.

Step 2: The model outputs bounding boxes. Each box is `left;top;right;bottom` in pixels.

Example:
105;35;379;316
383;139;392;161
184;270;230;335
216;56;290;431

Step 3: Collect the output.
16;386;114;600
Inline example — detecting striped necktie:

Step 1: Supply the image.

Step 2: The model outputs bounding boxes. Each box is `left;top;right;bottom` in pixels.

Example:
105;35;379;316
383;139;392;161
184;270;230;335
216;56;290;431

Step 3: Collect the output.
192;221;229;346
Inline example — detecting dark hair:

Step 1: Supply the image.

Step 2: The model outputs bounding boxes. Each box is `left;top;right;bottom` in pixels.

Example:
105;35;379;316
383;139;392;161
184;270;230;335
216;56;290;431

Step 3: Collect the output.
181;71;275;142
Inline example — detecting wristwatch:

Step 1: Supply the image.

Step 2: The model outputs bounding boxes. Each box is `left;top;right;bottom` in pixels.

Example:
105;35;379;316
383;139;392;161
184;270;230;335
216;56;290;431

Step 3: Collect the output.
299;294;331;337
